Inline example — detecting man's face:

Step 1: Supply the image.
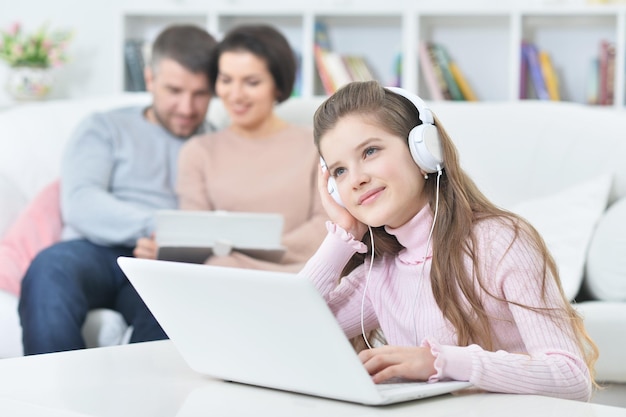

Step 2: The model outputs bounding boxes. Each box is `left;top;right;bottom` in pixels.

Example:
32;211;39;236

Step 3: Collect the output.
145;58;212;138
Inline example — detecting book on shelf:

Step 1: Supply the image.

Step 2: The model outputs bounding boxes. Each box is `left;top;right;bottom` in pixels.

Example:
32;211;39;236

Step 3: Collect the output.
448;61;477;101
604;42;616;105
419;41;477;101
313;21;378;95
314;21;332;51
418;41;445;101
313;45;337;95
313;21;337;95
521;41;550;101
342;55;376;83
429;43;464;101
424;43;452;100
538;50;560;101
322;50;354;91
586;40;616;106
124;39;147;92
598;39;616;105
391;51;402;88
519;44;529;99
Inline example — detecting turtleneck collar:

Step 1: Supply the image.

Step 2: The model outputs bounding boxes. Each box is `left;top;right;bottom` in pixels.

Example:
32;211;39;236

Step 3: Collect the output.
384;204;434;265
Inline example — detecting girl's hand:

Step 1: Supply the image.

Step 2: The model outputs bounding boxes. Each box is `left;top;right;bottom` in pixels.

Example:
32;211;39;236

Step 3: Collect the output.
318;163;368;241
358;345;436;383
133;234;158;259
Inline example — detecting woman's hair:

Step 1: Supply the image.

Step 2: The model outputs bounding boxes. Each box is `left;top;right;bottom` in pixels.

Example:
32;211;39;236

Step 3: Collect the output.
313;80;598;379
151;25;217;79
208;24;296;103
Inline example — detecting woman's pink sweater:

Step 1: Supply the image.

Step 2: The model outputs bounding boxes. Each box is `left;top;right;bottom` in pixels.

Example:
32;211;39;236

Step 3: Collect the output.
177;124;327;271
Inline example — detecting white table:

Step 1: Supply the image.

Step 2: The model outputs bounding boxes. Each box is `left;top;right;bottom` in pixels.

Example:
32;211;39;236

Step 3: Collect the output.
0;340;624;417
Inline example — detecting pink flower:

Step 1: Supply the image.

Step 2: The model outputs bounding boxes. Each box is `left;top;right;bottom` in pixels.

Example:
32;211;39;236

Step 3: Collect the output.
11;44;23;56
41;39;52;52
8;22;20;36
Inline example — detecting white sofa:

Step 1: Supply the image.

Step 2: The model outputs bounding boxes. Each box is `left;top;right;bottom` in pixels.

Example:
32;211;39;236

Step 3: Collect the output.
1;94;625;384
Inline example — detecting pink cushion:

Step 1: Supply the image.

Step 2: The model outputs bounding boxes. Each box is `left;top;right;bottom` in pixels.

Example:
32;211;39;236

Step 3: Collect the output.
0;180;62;295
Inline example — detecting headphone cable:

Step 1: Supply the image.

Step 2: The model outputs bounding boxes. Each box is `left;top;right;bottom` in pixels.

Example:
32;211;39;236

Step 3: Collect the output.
360;225;375;349
411;167;442;346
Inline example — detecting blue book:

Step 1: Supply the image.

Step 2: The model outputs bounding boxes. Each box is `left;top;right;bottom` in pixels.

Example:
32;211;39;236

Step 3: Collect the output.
521;41;549;100
314;21;332;50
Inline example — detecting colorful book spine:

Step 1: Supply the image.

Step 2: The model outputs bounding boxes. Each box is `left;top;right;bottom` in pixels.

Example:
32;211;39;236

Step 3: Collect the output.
449;61;478;101
538;50;560;101
418;41;444;101
431;43;464;101
124;39;146;92
605;41;616;105
323;50;354;90
520;43;529;99
313;45;335;95
391;52;402;88
521;41;550;100
314;21;332;51
342;55;375;82
426;43;452;100
598;40;616;105
586;57;599;105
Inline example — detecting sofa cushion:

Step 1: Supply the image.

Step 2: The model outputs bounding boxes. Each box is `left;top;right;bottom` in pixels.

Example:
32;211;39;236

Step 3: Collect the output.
511;174;612;301
0;180;62;295
585;197;626;301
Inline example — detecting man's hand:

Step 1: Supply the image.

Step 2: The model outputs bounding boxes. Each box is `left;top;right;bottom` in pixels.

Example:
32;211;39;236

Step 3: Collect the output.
133;234;158;259
358;345;436;383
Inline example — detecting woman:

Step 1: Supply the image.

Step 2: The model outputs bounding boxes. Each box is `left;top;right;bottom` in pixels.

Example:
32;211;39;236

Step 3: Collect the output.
300;80;598;401
136;24;326;271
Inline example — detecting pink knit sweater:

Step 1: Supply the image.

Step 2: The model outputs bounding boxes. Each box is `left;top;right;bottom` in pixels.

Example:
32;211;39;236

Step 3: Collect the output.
299;205;592;401
177;124;328;271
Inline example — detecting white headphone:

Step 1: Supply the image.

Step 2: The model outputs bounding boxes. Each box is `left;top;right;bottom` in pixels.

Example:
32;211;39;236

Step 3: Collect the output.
321;87;444;207
386;86;444;175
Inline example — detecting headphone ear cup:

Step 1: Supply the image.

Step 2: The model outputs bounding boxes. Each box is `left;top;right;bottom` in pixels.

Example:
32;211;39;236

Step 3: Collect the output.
320;156;345;207
327;176;345;207
408;123;443;174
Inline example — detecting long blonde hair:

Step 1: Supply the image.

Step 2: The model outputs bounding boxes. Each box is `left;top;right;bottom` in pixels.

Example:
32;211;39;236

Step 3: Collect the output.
313;80;598;380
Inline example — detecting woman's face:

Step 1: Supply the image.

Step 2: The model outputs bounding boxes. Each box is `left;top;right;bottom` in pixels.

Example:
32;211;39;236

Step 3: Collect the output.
215;50;278;132
320;114;428;228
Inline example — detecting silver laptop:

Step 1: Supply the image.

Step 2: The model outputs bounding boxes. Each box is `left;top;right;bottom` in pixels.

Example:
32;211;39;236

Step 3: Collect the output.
117;257;472;405
154;210;285;263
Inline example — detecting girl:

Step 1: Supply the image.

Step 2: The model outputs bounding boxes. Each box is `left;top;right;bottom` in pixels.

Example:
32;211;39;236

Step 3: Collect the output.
302;80;597;401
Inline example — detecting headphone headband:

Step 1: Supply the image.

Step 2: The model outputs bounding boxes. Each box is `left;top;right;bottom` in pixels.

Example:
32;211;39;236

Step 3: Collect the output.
385;86;434;125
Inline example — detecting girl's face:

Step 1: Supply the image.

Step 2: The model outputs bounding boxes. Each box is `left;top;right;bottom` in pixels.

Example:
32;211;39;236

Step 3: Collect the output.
320;114;429;228
215;51;278;133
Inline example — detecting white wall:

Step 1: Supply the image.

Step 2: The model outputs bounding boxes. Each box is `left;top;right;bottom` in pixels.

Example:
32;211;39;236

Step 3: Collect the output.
0;0;537;106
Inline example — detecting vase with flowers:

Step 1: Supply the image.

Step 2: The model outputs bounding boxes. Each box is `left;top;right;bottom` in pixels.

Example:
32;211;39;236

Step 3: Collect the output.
0;22;72;100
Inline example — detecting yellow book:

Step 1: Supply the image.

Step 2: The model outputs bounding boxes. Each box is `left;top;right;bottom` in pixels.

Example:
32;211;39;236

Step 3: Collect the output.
448;62;478;101
538;50;560;101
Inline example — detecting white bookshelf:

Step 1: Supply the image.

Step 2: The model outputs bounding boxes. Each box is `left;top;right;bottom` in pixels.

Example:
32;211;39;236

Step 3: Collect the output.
119;3;626;107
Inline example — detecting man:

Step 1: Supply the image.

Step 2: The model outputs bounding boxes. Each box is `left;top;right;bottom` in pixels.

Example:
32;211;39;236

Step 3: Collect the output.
18;25;217;355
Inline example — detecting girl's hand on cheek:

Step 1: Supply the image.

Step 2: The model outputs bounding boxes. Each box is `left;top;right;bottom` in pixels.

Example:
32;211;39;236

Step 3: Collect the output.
318;164;368;241
358;345;436;384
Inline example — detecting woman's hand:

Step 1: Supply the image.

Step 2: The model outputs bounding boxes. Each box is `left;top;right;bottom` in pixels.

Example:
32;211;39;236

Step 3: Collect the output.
318;163;368;241
358;345;436;383
133;234;158;259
